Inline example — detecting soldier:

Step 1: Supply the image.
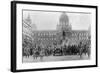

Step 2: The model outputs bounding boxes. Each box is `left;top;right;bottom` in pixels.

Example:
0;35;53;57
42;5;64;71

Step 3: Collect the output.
78;42;83;58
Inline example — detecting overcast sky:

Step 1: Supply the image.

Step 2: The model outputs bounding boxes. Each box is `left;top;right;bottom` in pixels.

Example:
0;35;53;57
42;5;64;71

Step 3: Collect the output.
23;10;91;30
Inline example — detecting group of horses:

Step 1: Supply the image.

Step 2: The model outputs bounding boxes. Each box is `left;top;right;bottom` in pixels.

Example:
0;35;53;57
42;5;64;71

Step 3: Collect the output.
23;43;91;59
23;47;45;59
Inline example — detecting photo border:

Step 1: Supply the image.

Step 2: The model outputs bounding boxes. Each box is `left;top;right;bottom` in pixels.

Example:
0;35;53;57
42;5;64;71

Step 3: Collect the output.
11;1;98;72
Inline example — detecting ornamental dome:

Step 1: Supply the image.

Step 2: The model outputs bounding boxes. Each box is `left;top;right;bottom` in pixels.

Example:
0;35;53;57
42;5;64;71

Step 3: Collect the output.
59;12;69;25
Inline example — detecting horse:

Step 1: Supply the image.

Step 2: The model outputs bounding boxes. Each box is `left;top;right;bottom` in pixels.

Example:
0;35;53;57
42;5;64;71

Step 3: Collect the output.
23;47;30;58
79;44;90;58
32;49;40;59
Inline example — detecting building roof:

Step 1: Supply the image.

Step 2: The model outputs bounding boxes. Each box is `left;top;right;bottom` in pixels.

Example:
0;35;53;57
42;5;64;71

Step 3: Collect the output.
71;30;88;33
32;30;58;33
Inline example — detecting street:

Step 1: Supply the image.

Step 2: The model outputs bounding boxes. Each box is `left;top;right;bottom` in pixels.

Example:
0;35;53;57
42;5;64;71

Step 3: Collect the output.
23;55;90;63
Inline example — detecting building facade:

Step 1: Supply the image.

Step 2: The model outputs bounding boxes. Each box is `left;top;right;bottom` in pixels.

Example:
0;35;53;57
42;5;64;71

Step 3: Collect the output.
23;12;91;48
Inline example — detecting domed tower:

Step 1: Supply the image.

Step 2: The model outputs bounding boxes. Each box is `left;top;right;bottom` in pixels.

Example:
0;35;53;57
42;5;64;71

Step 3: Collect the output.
59;12;69;25
56;12;72;45
57;12;71;31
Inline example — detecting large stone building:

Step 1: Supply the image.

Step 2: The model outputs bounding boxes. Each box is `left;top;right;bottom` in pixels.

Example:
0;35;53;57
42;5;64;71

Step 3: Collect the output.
23;12;91;47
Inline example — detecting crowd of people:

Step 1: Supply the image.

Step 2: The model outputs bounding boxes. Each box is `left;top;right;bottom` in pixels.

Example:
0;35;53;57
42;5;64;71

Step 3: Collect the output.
22;40;91;59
